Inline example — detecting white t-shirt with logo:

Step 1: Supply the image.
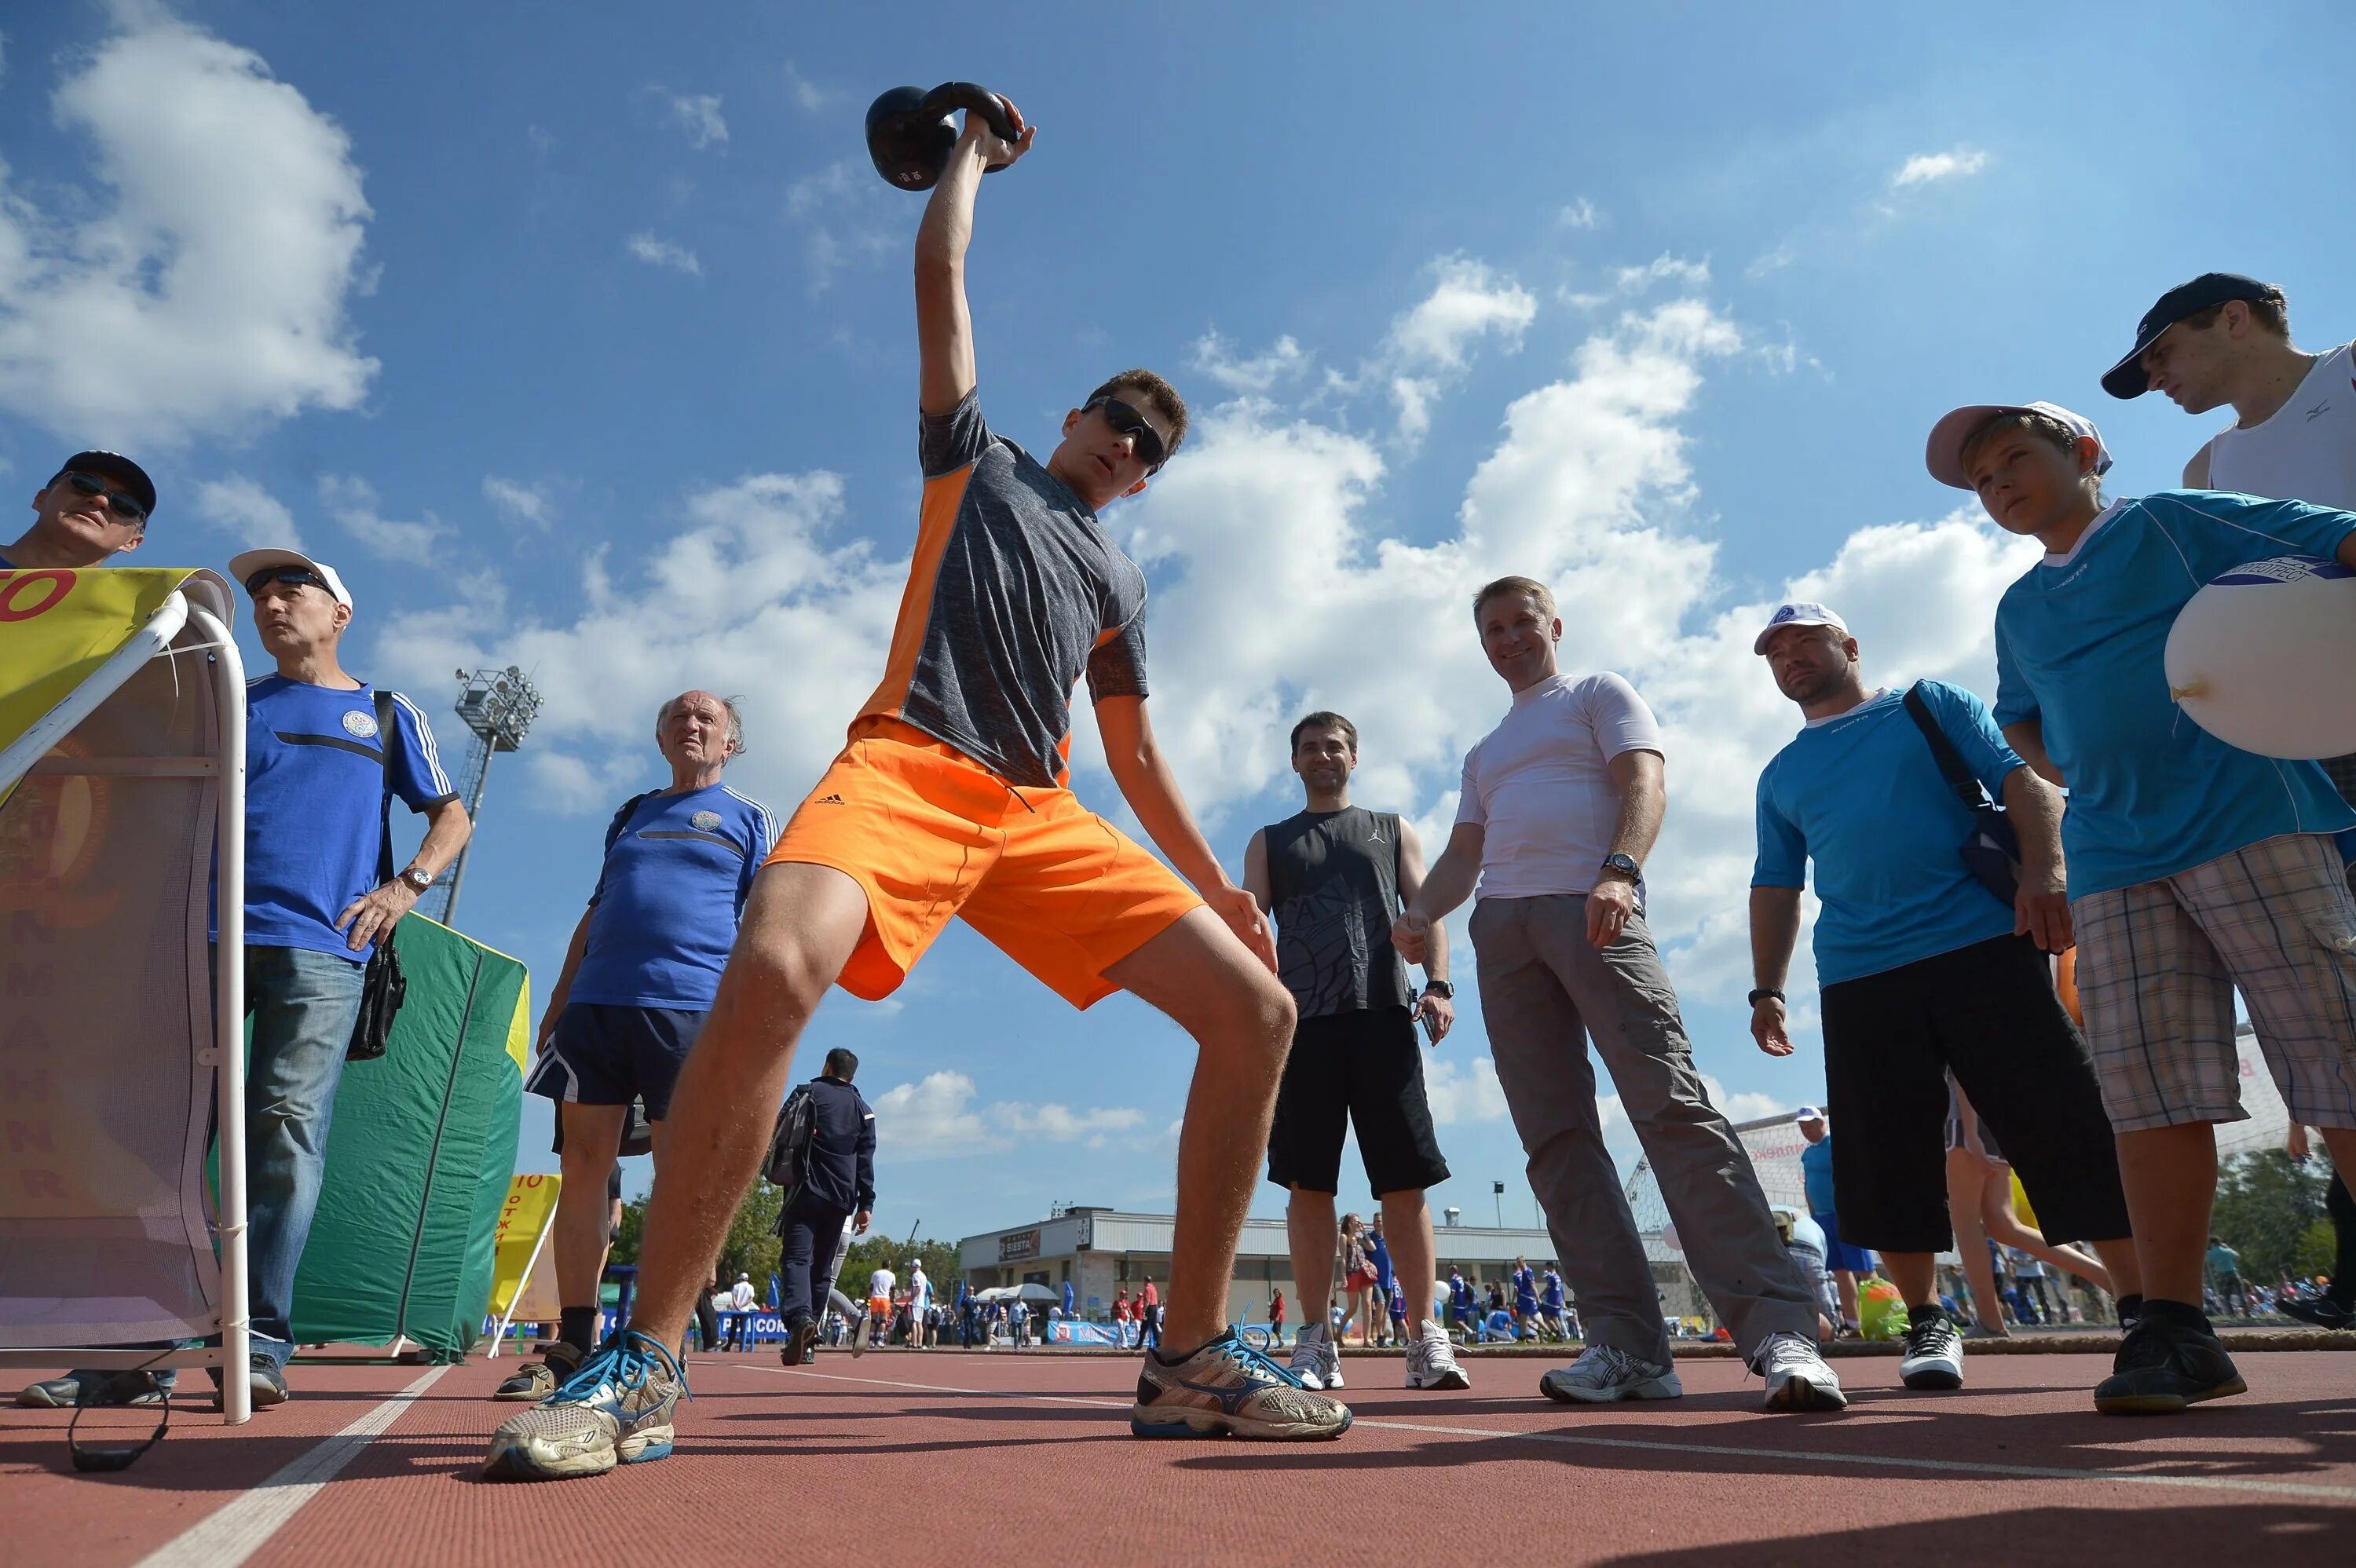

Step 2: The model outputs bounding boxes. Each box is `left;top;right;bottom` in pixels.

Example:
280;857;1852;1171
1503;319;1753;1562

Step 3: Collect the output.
1455;671;1664;899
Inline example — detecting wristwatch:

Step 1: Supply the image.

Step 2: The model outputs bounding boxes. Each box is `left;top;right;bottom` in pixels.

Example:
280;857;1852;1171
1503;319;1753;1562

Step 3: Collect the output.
1747;986;1786;1007
1422;979;1454;1000
399;865;434;894
1599;853;1641;882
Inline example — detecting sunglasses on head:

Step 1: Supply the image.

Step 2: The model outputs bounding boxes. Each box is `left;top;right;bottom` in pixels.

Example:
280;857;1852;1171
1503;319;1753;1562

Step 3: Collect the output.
1084;397;1167;473
244;567;332;598
61;470;148;524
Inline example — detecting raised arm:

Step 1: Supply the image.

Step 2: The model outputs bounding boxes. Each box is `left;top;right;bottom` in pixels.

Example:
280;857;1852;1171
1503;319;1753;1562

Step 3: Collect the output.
1096;694;1276;971
915;101;1032;415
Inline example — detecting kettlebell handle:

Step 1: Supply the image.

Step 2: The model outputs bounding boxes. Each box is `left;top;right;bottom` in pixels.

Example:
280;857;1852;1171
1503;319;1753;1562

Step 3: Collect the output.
918;82;1019;148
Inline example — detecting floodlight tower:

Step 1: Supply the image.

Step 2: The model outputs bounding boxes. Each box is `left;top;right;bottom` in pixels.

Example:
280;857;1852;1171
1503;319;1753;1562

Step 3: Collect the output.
417;665;542;926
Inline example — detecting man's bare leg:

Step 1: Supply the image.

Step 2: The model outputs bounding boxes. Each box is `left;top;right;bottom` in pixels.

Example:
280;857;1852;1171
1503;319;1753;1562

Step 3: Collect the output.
1882;1251;1937;1310
1381;1190;1437;1331
1834;1270;1861;1328
625;863;871;1348
555;1103;631;1318
2115;1123;2219;1305
1106;906;1296;1354
1285;1186;1338;1332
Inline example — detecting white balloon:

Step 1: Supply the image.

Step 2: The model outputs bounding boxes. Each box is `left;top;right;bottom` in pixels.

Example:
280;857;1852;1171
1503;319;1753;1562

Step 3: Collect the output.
2164;555;2356;760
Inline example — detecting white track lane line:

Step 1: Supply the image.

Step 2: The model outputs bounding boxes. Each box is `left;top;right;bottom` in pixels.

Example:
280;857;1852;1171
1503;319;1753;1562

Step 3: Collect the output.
134;1365;452;1568
745;1363;2356;1504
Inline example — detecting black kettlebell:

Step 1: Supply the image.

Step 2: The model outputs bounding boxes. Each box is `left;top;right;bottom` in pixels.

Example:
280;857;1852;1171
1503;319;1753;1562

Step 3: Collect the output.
865;82;1020;192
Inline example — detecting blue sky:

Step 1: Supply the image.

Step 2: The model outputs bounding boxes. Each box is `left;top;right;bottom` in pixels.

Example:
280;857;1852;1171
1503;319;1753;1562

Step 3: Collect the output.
6;1;2353;1243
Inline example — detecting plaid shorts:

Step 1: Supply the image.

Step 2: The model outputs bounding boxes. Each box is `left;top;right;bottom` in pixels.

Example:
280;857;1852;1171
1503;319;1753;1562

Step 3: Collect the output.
2072;833;2356;1133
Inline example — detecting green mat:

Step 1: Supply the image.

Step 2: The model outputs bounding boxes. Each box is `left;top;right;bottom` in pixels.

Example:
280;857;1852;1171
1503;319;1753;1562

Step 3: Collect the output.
288;917;531;1353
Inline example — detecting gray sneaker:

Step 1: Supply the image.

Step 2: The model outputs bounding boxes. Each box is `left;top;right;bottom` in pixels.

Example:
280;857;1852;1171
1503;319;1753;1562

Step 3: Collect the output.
1753;1330;1847;1412
483;1332;686;1482
16;1370;166;1409
1130;1327;1351;1440
1538;1343;1683;1404
1286;1321;1341;1391
1405;1321;1471;1391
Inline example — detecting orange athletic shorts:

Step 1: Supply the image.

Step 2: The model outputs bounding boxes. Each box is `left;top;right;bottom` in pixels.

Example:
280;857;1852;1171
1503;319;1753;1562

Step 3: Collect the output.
764;716;1202;1009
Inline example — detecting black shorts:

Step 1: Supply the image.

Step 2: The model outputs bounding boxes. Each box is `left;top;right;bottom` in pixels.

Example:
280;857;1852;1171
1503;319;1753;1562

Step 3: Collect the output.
526;1003;703;1120
1820;933;2131;1255
1267;1007;1451;1199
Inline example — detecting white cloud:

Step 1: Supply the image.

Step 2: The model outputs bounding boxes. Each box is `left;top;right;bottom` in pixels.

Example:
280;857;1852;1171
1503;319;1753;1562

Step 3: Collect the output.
1191;331;1310;393
1614;254;1711;293
873;1071;1147;1157
626;232;701;276
1425;1054;1510;1125
319;473;451;567
1388;257;1536;371
1746;243;1796;279
1892;146;1989;188
1557;198;1602;230
784;159;901;294
0;13;376;447
193;474;302;552
653;89;727;149
482;475;553;529
781;60;828;113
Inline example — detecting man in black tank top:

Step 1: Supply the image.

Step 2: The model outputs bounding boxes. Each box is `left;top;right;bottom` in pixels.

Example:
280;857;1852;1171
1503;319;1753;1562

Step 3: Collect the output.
1244;712;1468;1392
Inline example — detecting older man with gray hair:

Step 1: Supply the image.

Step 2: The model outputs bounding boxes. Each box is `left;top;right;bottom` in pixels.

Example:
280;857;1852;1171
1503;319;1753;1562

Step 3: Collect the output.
498;692;777;1399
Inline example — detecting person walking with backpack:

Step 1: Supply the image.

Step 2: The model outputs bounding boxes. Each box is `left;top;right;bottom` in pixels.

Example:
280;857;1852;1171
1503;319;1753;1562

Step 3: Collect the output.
775;1049;876;1365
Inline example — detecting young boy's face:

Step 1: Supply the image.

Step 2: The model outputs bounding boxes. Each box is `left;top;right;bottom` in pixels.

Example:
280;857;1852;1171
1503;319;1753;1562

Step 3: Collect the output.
1966;429;2095;538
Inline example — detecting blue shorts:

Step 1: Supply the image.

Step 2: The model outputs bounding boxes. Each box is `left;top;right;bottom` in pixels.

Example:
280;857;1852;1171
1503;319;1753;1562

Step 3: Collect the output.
526;1003;704;1120
1811;1208;1875;1274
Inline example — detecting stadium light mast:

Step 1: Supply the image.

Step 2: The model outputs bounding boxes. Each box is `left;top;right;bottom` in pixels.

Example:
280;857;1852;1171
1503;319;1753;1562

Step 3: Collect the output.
418;665;541;927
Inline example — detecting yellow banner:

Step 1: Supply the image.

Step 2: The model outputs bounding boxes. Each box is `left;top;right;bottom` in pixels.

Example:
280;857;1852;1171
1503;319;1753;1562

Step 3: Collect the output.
0;567;198;760
487;1173;563;1320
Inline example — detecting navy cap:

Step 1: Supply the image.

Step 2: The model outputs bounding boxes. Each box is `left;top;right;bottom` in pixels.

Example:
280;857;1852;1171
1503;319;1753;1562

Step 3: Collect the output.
56;451;158;518
2102;273;2274;399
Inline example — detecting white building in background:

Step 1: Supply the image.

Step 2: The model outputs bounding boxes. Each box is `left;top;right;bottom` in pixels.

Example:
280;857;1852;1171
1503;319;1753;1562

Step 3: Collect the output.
957;1208;1701;1327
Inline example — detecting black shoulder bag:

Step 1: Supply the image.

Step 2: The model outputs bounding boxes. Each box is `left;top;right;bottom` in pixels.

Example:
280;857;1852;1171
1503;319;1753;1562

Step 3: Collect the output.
1901;682;2021;908
347;690;408;1061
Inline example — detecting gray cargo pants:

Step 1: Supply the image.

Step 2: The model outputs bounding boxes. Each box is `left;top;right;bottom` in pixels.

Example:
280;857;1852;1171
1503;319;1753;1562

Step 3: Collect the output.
1470;895;1816;1365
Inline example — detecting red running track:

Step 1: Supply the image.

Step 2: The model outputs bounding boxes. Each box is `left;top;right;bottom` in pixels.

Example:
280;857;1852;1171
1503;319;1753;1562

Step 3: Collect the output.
4;1347;2354;1566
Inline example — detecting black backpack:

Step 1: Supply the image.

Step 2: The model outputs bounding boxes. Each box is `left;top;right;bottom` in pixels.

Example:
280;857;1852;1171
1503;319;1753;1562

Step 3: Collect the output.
764;1084;818;1206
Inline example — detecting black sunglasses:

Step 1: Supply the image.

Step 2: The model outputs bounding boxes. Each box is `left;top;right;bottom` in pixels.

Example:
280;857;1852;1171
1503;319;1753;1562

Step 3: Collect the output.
244;566;332;597
1085;397;1168;473
62;470;148;524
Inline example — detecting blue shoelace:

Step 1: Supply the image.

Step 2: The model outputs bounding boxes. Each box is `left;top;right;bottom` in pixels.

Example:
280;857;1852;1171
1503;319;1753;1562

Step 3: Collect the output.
551;1330;690;1404
1216;1329;1309;1390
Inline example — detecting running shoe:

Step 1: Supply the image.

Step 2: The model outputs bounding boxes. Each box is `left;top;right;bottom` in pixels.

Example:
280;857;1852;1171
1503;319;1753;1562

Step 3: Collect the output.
16;1370;166;1409
494;1342;583;1402
2093;1304;2245;1415
1898;1308;1965;1391
1538;1343;1682;1404
780;1318;822;1367
1130;1327;1352;1440
2277;1295;2354;1331
1286;1321;1343;1391
482;1330;686;1481
1752;1331;1847;1412
207;1354;288;1410
850;1317;868;1358
1405;1320;1471;1391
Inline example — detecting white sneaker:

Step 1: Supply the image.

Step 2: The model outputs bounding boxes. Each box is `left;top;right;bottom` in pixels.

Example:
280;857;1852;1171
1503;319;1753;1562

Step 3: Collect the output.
1753;1331;1847;1412
1898;1309;1964;1391
1287;1322;1330;1391
1405;1320;1471;1391
1538;1343;1682;1404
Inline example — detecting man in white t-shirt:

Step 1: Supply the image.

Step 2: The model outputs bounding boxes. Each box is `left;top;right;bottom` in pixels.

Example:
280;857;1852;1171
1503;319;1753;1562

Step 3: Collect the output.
1395;575;1842;1413
2103;271;2356;812
908;1260;932;1318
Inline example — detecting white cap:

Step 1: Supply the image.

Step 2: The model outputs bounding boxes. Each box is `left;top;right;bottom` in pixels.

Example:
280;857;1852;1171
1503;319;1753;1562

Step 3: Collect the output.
1925;400;2114;491
1794;1105;1824;1124
229;547;354;610
1753;602;1848;656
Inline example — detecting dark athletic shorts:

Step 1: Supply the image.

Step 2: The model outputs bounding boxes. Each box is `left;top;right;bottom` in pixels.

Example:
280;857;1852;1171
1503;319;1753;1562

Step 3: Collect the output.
526;1002;704;1120
1820;933;2130;1255
1267;1007;1451;1199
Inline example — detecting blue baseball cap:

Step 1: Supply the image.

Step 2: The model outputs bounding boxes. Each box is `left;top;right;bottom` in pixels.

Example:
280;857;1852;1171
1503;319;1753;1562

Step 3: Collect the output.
2102;272;2274;399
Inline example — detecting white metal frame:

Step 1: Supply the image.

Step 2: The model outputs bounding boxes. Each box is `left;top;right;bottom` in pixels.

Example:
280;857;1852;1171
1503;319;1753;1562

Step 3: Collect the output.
0;587;253;1424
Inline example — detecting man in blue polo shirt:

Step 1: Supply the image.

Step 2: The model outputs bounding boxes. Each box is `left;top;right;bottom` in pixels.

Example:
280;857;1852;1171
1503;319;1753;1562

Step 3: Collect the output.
1748;601;2137;1397
1928;398;2356;1414
496;690;775;1400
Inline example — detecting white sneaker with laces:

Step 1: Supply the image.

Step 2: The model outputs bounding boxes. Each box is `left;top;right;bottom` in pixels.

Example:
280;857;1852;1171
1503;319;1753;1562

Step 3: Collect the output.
1405;1320;1471;1390
1538;1343;1683;1404
1898;1309;1964;1391
1753;1330;1847;1412
1287;1322;1329;1391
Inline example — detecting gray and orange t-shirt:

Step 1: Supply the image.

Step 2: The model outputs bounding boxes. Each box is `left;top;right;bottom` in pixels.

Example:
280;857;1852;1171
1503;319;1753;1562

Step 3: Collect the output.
857;389;1150;788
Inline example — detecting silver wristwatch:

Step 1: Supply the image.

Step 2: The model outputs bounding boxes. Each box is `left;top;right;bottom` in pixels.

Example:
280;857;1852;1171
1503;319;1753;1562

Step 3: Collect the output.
399;866;434;894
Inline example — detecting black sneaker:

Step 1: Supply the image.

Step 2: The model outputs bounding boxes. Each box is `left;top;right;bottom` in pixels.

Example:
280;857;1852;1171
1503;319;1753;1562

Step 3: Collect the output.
2093;1305;2245;1414
494;1340;584;1401
779;1318;822;1367
1898;1308;1964;1391
16;1370;166;1409
2277;1296;2354;1331
209;1353;289;1410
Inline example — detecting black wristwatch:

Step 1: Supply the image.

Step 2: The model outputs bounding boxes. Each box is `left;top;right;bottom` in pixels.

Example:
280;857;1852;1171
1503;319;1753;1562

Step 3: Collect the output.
1422;979;1454;1000
1747;986;1786;1007
1599;853;1641;882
